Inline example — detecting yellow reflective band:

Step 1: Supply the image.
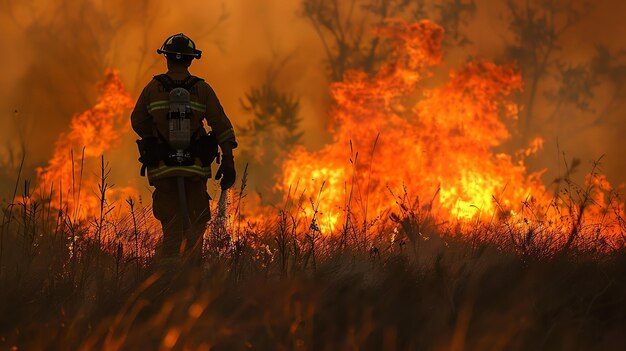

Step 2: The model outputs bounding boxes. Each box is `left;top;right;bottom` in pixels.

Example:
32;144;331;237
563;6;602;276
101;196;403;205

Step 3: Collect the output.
148;100;169;112
150;106;204;113
148;101;206;113
148;165;211;179
148;105;169;112
190;102;206;112
216;128;235;143
148;100;169;107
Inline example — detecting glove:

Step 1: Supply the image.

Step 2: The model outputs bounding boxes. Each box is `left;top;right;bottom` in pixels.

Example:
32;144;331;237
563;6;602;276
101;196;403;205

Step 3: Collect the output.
215;155;236;190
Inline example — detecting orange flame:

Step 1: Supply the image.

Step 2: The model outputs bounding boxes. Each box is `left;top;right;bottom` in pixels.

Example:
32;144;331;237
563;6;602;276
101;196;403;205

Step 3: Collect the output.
35;70;135;218
278;20;625;246
30;21;624;251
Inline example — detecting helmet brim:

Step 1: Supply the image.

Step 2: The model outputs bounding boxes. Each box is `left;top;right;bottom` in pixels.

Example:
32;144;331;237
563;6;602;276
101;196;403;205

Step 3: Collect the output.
157;48;202;59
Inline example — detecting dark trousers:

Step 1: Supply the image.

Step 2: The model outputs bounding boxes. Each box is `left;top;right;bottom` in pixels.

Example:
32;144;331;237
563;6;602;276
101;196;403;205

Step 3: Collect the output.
151;177;210;264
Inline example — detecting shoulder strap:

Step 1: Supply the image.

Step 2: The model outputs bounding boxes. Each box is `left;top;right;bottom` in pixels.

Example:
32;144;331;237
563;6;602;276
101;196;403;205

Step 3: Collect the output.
181;75;204;91
153;74;204;92
153;74;175;92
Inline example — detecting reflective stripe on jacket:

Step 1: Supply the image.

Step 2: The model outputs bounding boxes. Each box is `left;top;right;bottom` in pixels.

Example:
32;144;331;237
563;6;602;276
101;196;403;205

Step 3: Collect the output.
130;67;237;181
147;160;212;182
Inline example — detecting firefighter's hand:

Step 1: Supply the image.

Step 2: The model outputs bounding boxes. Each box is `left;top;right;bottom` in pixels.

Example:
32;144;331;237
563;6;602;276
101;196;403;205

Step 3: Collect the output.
215;155;236;190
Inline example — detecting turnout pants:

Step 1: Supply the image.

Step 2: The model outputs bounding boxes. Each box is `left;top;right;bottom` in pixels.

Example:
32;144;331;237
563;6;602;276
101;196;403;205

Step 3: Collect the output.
151;177;210;264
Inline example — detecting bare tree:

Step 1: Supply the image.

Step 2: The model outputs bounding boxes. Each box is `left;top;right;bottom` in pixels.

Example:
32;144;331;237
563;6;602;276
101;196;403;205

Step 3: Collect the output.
584;46;626;128
302;0;476;81
434;0;476;47
547;46;626;130
546;58;600;129
302;0;421;81
504;0;590;141
504;0;626;140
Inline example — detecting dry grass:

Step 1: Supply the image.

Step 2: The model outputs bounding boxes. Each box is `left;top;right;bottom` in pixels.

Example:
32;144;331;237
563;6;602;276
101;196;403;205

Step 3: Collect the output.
1;159;626;350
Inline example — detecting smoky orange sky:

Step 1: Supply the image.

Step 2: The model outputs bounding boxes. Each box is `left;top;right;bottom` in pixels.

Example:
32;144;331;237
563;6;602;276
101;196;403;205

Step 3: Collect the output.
1;0;625;200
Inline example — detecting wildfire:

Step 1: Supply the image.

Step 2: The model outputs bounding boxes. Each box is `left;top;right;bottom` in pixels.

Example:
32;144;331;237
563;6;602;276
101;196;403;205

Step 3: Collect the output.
35;70;136;218
29;20;624;251
279;20;625;246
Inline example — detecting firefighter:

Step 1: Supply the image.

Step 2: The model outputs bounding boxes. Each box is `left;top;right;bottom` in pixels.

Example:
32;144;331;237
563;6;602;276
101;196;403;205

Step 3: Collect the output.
131;33;237;266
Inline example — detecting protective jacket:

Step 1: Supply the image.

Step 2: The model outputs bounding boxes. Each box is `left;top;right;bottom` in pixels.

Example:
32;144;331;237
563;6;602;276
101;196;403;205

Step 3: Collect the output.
131;67;237;182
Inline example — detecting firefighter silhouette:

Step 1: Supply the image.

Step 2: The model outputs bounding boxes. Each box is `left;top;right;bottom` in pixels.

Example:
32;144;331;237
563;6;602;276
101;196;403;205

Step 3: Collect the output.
131;33;237;265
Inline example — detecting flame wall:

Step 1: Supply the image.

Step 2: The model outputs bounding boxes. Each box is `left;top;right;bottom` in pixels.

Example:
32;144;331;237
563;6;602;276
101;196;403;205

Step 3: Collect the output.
1;0;625;209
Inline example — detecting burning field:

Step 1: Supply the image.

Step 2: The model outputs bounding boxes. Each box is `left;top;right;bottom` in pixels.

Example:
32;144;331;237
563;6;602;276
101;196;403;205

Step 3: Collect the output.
2;1;626;350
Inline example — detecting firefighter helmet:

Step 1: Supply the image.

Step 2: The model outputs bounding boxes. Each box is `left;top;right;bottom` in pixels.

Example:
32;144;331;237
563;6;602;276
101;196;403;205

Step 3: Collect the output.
157;33;202;60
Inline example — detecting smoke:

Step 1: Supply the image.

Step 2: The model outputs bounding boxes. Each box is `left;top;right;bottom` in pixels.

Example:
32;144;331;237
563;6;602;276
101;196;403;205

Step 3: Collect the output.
559;1;626;184
462;0;626;186
0;0;328;198
1;0;624;200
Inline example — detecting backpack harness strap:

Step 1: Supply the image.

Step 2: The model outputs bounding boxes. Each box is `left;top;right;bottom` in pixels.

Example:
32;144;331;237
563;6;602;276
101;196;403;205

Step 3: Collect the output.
150;74;206;143
137;74;214;179
153;74;204;92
